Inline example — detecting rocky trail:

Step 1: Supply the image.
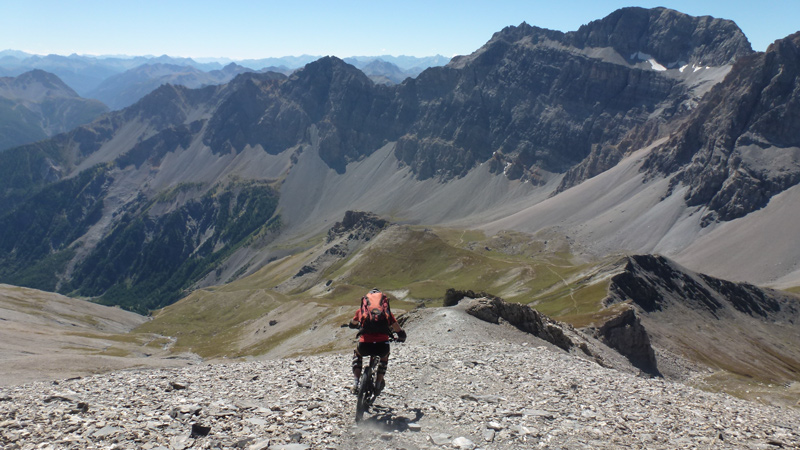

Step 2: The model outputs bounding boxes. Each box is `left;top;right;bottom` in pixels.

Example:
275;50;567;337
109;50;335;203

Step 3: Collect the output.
2;305;799;449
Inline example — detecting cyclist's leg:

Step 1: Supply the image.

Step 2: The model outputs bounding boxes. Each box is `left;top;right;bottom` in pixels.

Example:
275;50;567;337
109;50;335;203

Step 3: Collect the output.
352;346;363;391
374;343;390;392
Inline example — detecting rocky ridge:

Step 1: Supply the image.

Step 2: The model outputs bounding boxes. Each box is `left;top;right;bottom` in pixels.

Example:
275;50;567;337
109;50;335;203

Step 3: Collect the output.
276;211;389;294
2;306;798;449
642;31;800;224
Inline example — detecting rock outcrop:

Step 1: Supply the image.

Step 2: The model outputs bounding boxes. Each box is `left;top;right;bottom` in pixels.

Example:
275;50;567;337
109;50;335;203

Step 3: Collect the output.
460;292;661;376
606;255;799;320
600;254;800;383
461;295;586;354
278;211;390;293
567;7;752;66
326;210;388;242
643;31;800;224
592;307;659;376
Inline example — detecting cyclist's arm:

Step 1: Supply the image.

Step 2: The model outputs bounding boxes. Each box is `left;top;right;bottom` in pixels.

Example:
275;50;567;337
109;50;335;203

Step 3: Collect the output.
390;322;402;332
349;309;361;328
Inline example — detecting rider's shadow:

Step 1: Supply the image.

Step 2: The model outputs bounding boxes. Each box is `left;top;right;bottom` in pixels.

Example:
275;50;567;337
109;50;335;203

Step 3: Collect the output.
359;405;425;431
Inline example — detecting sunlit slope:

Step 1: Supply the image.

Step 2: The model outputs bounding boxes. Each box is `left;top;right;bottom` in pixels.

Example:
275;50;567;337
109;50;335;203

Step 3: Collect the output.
0;283;187;385
138;224;619;359
134;220;800;406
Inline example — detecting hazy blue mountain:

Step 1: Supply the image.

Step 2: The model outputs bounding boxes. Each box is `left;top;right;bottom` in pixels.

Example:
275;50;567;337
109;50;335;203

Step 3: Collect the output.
88;62;253;110
0;54;224;95
342;58;420;84
0;69;108;151
348;54;450;69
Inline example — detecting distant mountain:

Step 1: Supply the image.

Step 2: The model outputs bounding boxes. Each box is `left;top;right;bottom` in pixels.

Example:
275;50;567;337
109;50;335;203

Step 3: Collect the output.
2;7;800;314
344;58;420;84
88;62;256;110
235;55;321;70
0;53;447;100
0;69;108;151
0;54;224;95
345;54;451;71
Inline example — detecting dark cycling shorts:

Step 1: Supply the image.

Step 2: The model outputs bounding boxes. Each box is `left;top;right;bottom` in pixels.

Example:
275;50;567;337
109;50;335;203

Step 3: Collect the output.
356;342;390;358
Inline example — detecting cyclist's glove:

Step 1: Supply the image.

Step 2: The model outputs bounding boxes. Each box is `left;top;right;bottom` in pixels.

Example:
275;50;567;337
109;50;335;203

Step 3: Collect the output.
348;320;360;329
396;330;407;342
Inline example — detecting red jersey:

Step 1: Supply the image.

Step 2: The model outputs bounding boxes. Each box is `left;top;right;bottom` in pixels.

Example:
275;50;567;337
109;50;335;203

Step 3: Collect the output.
353;308;397;343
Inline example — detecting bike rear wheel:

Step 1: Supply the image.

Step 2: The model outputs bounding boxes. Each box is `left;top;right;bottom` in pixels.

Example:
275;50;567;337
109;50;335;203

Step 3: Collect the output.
355;366;372;422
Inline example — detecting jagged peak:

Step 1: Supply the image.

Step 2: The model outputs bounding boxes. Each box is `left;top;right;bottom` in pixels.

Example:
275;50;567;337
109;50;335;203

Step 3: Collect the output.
568;6;752;66
491;21;564;43
766;30;800;56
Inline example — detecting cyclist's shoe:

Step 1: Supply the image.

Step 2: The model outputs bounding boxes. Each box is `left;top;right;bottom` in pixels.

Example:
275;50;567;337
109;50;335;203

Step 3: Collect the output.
351;378;360;395
374;379;385;396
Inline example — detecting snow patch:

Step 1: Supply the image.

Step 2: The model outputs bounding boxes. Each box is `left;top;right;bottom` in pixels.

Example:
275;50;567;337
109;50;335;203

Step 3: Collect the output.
648;59;667;71
630;51;666;71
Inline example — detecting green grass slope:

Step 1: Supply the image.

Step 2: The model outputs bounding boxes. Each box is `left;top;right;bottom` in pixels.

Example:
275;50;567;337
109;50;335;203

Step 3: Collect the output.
139;224;615;359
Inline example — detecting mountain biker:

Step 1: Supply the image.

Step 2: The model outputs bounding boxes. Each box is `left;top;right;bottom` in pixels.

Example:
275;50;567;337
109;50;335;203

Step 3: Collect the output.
348;288;406;395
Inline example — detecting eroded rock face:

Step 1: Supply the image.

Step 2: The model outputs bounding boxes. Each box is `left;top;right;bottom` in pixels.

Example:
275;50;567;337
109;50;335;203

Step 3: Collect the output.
326;210;388;243
461;293;660;376
606;255;798;320
566;7;752;66
396;7;751;183
643;32;800;224
463;295;577;352
599;254;800;382
594;307;659;376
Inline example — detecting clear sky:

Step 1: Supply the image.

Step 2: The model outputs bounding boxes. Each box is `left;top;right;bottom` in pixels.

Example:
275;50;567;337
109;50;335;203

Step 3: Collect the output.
3;0;798;60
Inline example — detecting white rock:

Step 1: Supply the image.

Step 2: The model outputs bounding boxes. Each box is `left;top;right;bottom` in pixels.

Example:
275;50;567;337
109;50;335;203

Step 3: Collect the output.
452;436;476;449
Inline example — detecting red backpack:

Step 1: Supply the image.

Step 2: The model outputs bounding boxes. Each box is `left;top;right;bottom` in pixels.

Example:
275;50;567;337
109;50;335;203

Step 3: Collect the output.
359;290;391;334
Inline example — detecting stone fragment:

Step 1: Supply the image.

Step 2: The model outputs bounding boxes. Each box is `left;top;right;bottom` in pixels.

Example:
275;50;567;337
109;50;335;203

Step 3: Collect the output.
44;394;77;403
245;439;270;450
452;436;476;449
523;409;555;419
245;417;267;426
168;381;188;391
190;423;211;437
510;424;532;435
71;401;89;413
429;432;452;445
487;421;503;430
93;425;121;438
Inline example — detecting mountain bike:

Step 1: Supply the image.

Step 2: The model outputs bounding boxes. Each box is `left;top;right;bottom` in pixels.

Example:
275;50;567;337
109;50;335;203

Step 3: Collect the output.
355;337;395;423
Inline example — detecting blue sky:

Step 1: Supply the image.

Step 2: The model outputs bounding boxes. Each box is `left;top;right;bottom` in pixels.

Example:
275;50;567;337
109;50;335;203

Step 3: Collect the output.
3;1;798;59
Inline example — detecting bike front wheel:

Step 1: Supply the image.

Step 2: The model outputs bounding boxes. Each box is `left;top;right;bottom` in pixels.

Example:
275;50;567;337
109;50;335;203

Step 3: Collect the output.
355;367;373;422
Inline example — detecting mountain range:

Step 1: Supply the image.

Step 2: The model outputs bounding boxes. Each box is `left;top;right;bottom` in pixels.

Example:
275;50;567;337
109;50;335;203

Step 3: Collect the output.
0;51;448;98
1;6;799;400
